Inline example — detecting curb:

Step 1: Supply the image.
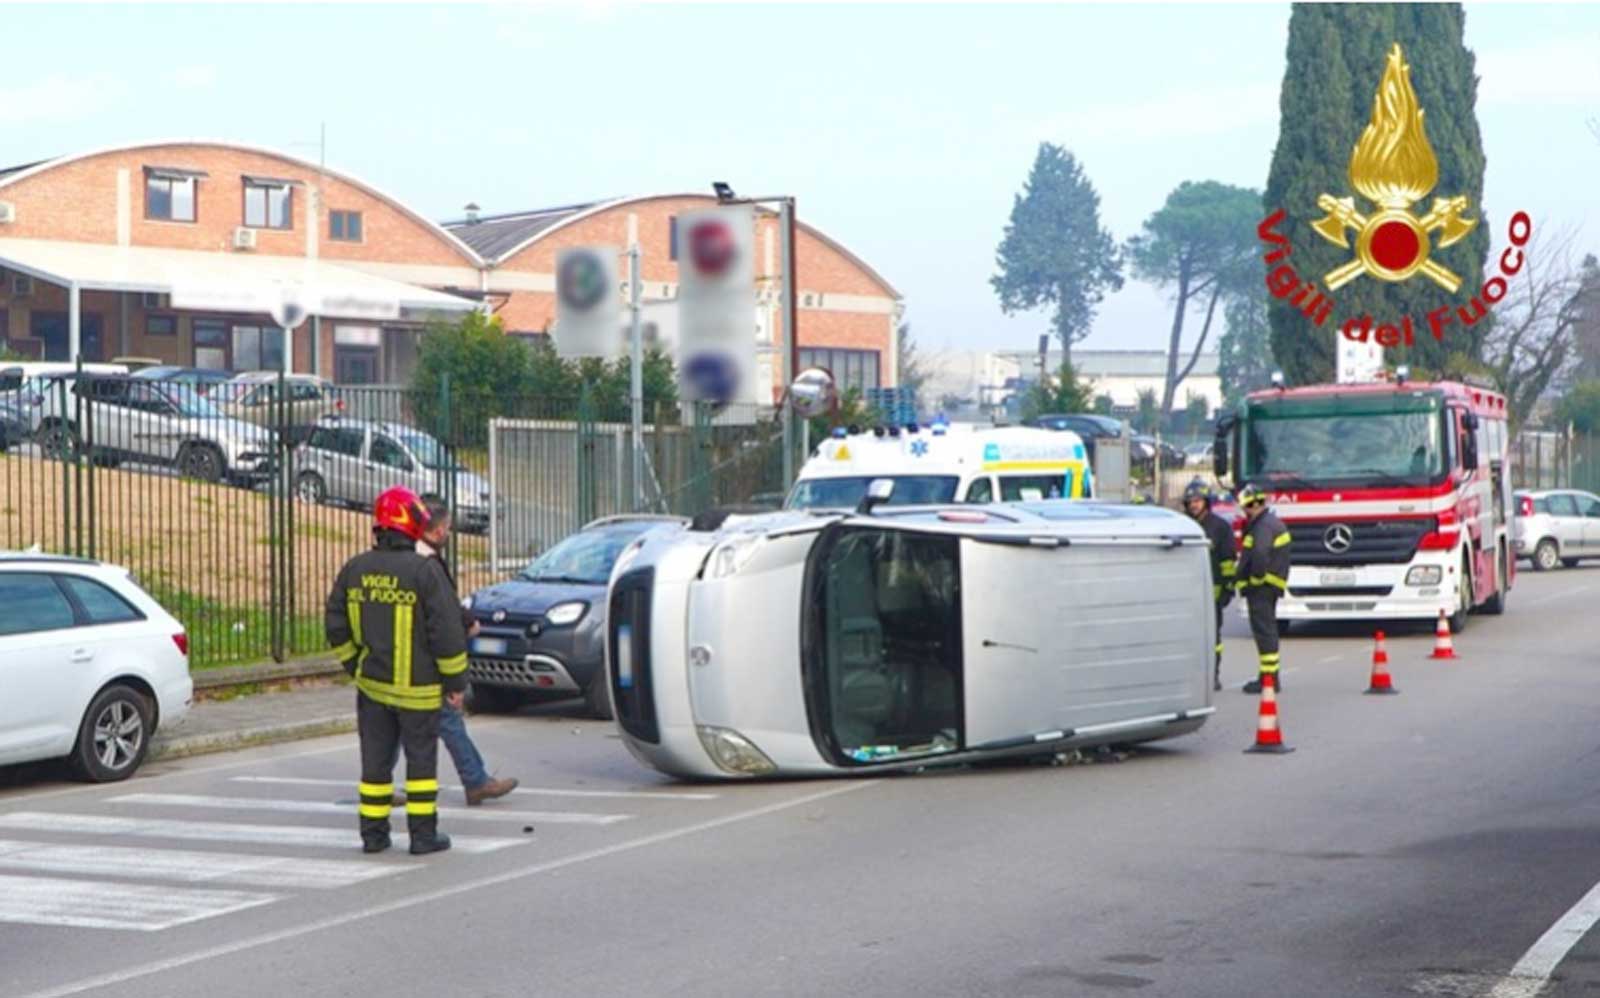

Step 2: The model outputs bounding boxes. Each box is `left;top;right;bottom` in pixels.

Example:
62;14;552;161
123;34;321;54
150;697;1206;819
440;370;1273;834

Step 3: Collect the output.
192;657;344;691
150;714;356;762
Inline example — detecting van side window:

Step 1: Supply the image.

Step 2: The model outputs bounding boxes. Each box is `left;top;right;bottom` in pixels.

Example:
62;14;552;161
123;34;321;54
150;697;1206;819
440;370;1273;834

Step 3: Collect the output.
964;478;993;503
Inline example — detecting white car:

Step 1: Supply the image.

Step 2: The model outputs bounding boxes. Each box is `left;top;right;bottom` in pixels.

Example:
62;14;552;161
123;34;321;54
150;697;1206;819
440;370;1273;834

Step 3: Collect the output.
0;555;193;781
606;493;1215;780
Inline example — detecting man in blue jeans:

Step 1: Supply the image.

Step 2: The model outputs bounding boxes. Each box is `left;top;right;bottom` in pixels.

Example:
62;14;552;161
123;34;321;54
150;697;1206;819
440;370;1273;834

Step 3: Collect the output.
414;495;518;806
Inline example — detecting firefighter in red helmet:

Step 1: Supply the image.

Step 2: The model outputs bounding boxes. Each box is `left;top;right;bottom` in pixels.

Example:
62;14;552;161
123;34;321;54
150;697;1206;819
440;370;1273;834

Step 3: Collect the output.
325;486;469;854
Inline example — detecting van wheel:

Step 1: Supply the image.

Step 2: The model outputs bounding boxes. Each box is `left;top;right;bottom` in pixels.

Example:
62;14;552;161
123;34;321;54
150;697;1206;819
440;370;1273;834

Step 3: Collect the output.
70;685;152;783
584;673;614;721
1483;547;1508;615
1532;539;1560;572
464;683;521;715
177;443;224;483
1276;619;1292;637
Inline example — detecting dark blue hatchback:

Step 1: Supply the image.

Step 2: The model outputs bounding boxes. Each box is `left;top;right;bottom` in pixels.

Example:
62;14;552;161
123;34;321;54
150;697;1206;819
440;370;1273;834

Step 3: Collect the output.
463;515;686;718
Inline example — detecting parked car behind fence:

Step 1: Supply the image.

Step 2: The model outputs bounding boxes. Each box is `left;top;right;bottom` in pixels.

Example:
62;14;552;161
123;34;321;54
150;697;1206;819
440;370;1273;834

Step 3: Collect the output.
293;416;494;532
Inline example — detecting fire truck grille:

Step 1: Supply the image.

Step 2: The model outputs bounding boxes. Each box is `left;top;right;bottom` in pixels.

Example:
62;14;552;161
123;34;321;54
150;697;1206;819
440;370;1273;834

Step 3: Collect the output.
1286;518;1433;566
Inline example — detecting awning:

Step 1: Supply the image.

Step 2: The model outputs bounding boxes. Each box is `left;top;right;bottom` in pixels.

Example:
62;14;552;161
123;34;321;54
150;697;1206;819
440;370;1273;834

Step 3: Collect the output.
0;237;476;323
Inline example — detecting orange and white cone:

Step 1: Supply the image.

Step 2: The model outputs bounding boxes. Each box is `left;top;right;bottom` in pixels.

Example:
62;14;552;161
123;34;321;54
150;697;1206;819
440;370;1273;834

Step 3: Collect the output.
1429;609;1458;660
1365;630;1399;695
1245;673;1294;754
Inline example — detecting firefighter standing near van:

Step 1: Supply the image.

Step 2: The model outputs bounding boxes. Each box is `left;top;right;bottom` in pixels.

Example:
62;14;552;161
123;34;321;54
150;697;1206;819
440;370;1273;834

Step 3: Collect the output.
1235;483;1292;694
1183;479;1236;692
326;486;470;855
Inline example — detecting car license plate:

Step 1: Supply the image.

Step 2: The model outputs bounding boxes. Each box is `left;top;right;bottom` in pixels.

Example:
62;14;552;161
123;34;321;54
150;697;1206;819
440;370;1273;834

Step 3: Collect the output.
1319;571;1358;587
471;637;507;656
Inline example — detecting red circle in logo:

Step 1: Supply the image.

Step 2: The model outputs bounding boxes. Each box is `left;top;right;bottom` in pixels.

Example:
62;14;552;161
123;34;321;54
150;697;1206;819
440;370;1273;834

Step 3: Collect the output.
688;221;736;277
1370;220;1420;272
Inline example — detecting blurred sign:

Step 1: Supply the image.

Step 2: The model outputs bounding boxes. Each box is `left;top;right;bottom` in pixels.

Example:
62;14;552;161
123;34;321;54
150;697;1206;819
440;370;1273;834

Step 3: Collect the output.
675;205;755;404
555;246;621;359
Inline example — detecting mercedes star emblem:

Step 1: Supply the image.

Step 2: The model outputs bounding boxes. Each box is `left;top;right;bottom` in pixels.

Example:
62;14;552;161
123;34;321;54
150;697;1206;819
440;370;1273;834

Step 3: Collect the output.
1323;523;1354;554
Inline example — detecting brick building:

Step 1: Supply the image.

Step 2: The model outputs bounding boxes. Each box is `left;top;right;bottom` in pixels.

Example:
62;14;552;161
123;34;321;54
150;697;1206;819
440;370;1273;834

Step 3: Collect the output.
0;140;481;381
0;143;903;394
445;194;903;400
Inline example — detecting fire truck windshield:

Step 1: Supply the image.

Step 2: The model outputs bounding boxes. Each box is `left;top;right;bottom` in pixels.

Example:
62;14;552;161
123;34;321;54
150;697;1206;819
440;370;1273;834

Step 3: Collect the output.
1242;395;1445;488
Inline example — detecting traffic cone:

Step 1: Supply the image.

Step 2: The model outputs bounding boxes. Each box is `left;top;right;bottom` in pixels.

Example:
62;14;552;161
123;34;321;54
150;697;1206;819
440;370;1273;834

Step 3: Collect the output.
1245;673;1294;754
1429;609;1458;660
1365;630;1399;695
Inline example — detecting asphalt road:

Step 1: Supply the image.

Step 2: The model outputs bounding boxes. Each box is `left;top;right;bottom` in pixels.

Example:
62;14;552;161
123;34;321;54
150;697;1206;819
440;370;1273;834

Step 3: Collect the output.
1;565;1598;998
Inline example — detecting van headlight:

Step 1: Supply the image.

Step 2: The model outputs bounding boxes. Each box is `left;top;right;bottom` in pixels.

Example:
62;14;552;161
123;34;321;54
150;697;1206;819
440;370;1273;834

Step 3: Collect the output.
708;534;763;579
545;601;588;626
1406;566;1443;586
696;725;777;776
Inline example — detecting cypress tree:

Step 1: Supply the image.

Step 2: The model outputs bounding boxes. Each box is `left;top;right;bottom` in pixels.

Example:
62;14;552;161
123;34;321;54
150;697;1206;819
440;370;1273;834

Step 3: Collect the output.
1265;3;1487;383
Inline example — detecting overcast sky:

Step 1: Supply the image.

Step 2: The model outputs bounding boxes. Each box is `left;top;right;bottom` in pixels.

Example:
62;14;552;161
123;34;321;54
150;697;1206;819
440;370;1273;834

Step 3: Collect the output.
5;3;1598;359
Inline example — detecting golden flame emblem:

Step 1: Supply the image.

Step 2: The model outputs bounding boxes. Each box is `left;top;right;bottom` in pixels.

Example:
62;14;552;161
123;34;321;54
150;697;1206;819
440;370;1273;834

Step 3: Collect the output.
1311;44;1477;293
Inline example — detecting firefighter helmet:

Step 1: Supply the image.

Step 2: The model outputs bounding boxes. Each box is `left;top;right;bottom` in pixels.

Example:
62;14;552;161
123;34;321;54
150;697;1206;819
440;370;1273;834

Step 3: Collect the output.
1237;483;1269;508
1182;478;1213;505
373;486;429;540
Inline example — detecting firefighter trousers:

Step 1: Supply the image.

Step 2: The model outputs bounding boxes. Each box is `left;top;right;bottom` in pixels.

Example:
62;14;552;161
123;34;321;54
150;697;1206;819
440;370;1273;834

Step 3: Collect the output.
1212;599;1225;680
356;692;441;844
1246;592;1281;682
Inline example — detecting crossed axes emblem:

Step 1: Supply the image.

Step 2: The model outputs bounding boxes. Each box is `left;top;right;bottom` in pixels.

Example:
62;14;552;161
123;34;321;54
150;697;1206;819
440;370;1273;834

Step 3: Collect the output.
1311;194;1477;294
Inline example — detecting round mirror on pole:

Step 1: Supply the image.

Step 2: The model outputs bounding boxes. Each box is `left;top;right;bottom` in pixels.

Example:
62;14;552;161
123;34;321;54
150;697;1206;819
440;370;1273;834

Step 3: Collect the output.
788;367;837;419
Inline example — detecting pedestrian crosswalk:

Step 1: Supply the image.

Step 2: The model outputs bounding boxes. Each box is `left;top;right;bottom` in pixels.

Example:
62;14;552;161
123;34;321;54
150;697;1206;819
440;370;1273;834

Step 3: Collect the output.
0;771;713;933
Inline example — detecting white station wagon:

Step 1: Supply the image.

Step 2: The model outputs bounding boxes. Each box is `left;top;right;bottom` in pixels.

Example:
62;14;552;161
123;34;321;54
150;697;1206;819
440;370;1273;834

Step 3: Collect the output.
605;492;1216;780
0;555;193;781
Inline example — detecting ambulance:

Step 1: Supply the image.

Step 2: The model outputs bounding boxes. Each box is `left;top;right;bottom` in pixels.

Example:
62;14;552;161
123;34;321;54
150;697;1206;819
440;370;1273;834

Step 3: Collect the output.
785;423;1093;511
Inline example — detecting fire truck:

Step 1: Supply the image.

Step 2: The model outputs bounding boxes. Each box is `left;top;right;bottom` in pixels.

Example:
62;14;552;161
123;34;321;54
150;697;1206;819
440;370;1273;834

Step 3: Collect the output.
1213;372;1513;632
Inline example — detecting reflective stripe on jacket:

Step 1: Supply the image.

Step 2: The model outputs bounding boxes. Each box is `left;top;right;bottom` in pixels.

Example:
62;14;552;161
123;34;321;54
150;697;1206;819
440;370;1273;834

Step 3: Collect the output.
1237;509;1292;596
325;531;469;710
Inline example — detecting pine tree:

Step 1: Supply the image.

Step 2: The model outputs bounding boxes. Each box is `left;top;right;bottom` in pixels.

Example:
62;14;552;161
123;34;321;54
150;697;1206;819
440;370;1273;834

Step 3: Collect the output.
993;144;1124;363
1265;3;1487;383
1218;295;1277;411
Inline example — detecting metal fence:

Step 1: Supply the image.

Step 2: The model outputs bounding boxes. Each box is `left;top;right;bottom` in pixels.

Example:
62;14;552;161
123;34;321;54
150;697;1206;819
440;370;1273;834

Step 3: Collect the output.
0;368;791;669
1509;430;1600;493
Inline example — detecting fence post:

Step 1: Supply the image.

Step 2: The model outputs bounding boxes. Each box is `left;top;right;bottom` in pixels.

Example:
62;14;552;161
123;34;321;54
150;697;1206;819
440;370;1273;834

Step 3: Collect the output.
576;382;596;529
440;373;458;580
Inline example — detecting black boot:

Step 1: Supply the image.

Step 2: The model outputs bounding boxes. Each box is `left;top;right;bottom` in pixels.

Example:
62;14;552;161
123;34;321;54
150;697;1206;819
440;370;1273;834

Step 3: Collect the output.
361;818;391;854
408;816;452;855
1242;675;1263;694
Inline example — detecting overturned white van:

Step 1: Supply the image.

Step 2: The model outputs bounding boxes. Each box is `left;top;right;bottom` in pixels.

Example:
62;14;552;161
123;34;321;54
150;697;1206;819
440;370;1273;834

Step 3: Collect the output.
605;496;1216;780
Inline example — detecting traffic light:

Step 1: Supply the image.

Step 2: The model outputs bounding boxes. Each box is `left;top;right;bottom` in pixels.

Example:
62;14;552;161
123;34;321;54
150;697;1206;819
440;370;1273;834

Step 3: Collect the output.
675;205;755;404
555;246;621;359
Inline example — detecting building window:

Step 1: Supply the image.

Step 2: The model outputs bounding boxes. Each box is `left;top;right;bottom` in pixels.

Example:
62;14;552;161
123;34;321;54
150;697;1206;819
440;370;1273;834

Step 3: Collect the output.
329;210;363;242
144;170;198;223
146;314;177;337
798;348;881;394
193;319;228;370
243;179;293;230
232;324;285;372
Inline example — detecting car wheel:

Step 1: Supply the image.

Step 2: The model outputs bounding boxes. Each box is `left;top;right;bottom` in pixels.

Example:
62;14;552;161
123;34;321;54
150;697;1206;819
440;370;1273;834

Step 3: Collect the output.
296;471;328;505
1532;539;1560;572
177;443;225;483
40;422;81;462
464;682;522;715
1448;552;1471;634
1483;546;1508;615
70;685;152;783
584;672;614;721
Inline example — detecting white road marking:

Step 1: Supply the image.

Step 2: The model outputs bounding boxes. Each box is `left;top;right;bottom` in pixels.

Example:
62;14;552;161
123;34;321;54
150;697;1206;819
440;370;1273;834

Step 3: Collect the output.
230;774;720;800
14;779;878;998
0;873;276;932
1486;878;1600;998
0;812;526;854
111;792;631;826
1523;583;1595;608
0;839;407;890
1318;653;1343;664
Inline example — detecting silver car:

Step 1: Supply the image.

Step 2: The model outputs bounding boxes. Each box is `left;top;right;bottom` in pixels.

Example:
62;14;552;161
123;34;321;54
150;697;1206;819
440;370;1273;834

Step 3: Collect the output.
1515;489;1600;571
292;417;493;531
35;374;276;484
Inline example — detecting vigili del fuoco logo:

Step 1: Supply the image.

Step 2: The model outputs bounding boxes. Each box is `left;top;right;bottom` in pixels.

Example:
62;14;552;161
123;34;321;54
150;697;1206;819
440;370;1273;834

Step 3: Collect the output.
1256;43;1531;350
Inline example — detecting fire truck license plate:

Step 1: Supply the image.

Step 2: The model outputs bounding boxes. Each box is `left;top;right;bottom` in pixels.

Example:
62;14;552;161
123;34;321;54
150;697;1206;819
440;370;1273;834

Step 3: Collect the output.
1319;571;1358;587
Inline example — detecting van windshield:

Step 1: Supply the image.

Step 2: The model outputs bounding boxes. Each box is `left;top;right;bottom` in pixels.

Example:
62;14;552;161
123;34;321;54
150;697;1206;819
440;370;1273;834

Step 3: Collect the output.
786;475;959;510
804;526;962;764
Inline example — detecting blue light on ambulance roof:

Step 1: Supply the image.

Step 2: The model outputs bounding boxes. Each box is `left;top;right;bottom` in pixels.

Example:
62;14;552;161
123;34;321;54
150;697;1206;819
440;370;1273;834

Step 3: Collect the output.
932;425;947;436
831;427;847;439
